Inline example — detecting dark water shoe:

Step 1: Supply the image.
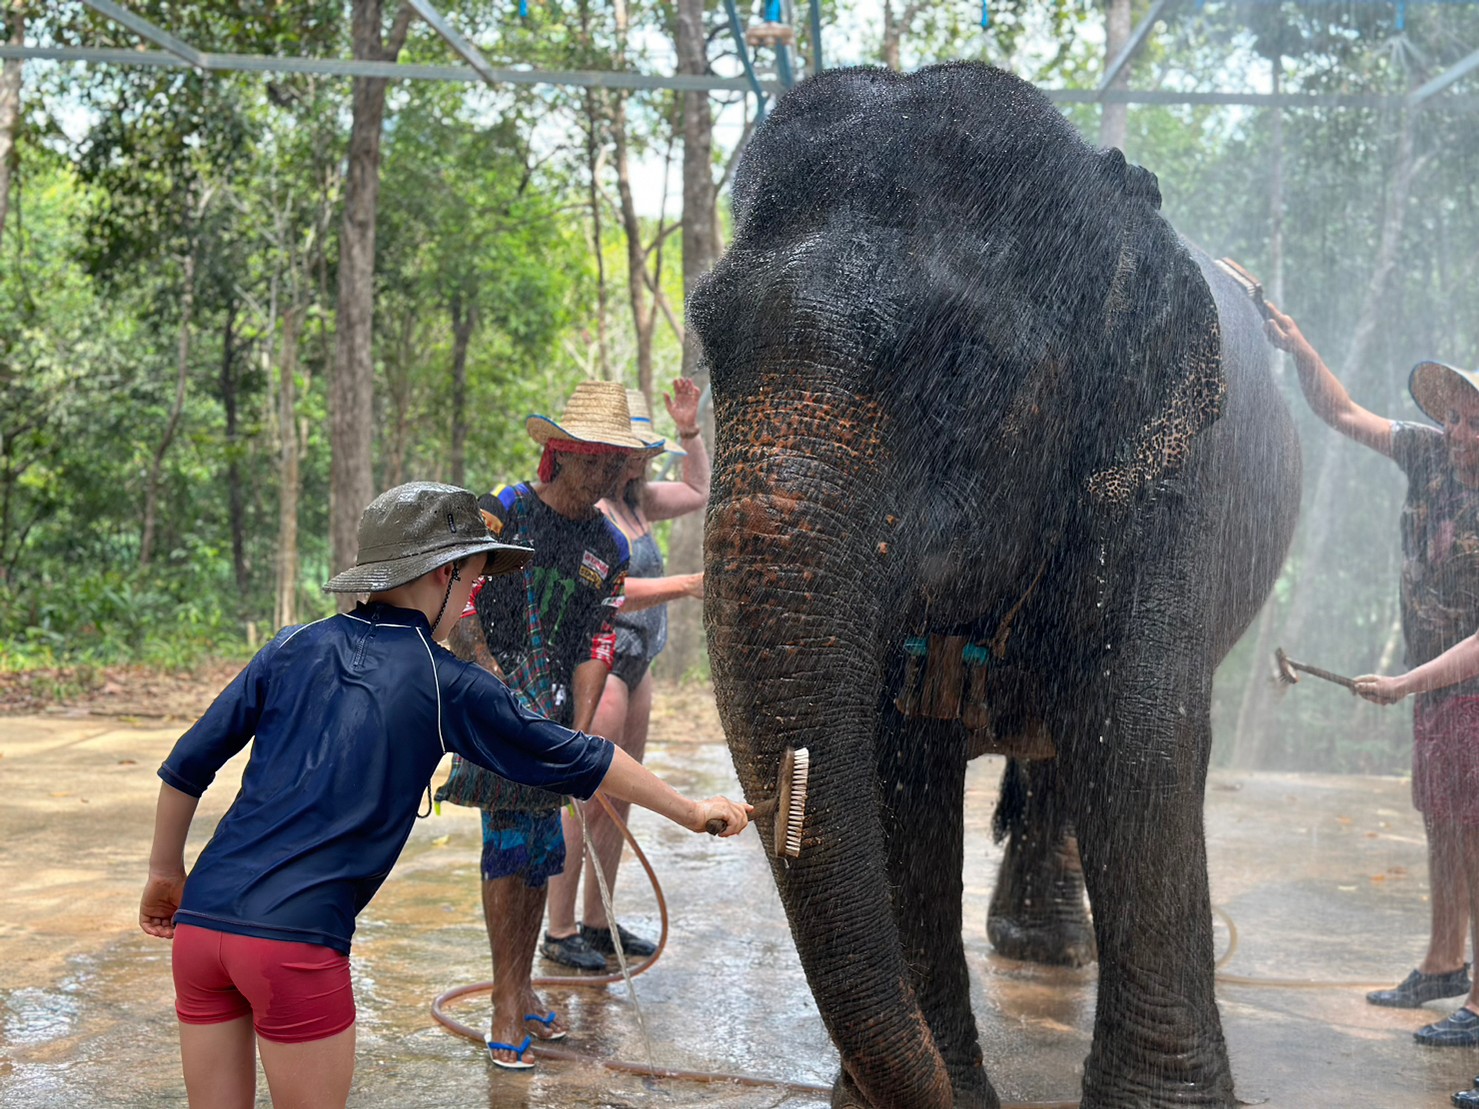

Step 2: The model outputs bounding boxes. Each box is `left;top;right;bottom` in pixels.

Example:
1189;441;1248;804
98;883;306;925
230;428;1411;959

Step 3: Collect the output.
541;931;606;971
580;922;657;957
1455;1087;1479;1108
1417;1007;1479;1047
1367;965;1471;1008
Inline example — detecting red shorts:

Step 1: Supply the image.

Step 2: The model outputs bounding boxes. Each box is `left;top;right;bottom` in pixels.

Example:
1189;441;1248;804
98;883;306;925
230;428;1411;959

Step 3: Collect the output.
172;924;355;1044
1413;695;1479;826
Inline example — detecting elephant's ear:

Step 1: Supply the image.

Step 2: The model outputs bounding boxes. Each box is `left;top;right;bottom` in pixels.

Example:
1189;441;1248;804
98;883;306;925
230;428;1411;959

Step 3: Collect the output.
1085;207;1225;510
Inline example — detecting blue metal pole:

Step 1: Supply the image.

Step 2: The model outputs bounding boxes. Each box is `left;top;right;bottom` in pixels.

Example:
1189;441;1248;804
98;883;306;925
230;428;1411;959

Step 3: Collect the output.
722;0;769;120
809;0;823;74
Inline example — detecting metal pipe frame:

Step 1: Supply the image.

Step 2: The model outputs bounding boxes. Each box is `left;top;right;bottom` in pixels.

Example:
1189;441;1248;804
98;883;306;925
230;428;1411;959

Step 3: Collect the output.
1098;0;1177;96
1409;46;1479;104
405;0;500;87
808;0;823;76
78;0;206;70
0;44;770;93
720;0;770;118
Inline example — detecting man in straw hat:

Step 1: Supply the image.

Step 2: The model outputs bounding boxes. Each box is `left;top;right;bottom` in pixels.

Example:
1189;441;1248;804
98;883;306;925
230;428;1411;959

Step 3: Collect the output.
1267;308;1479;1053
446;381;658;1064
139;481;748;1103
544;380;708;967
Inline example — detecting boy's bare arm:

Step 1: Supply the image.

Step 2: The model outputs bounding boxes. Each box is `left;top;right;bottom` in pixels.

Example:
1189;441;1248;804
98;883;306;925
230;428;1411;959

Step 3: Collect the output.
140;782;200;939
598;745;750;836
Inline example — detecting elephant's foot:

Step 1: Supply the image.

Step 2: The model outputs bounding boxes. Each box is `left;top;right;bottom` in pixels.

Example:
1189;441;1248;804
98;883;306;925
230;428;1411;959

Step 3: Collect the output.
986;833;1097;968
833;1067;1001;1109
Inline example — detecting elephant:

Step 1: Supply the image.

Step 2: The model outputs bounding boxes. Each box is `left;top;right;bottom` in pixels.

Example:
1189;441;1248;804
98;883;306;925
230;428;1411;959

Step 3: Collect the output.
695;63;1300;1109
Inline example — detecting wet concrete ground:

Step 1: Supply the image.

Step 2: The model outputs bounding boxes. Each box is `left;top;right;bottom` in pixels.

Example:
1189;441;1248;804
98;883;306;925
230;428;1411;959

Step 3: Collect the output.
1;704;1475;1108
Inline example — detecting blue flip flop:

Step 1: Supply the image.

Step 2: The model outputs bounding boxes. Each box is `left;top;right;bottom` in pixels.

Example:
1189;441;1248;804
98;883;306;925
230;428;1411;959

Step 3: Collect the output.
484;1032;535;1070
524;1011;568;1041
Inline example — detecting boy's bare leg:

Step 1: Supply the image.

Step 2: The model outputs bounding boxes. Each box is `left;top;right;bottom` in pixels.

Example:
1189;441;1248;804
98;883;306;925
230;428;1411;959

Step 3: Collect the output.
256;1025;356;1109
483;875;560;1060
547;675;630;939
583;675;649;930
1422;817;1471;976
179;1016;256;1109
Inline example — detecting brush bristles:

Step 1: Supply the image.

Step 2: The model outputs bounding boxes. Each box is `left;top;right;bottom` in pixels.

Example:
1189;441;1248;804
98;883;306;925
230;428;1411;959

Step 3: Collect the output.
772;747;810;859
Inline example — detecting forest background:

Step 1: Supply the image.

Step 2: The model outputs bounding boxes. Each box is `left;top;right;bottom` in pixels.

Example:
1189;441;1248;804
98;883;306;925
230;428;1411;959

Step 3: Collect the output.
0;0;1475;774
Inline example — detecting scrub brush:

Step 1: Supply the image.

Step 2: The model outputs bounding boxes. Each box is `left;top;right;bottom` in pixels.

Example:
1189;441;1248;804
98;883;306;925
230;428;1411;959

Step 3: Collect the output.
706;746;810;858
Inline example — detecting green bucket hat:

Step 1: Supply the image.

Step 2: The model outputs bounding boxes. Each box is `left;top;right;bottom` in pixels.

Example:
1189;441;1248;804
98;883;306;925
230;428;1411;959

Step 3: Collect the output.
322;482;533;594
1409;360;1479;425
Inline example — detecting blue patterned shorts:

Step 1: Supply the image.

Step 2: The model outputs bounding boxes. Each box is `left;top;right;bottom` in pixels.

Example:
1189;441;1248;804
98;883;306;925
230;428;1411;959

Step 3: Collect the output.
480;808;566;888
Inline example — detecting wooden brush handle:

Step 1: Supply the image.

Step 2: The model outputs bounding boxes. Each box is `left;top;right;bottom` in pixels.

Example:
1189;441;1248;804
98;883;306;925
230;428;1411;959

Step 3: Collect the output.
706;796;776;836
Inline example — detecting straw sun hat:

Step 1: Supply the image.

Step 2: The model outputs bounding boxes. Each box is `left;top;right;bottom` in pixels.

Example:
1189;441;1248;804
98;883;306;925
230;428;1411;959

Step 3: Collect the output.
626;388;684;458
1409;361;1479;425
526;380;652;451
323;482;533;594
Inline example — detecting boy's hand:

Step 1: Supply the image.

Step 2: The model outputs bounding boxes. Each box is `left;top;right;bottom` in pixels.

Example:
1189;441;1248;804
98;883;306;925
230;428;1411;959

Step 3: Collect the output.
140;872;185;938
695;796;751;837
1353;674;1406;705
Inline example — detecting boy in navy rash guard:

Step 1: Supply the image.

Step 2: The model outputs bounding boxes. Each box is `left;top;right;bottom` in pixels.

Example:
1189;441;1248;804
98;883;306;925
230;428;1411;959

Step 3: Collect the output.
139;482;749;1109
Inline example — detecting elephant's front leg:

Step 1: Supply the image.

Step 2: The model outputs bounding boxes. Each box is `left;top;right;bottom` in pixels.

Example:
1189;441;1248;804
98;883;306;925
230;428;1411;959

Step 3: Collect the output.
1065;603;1234;1104
862;707;999;1109
986;758;1097;967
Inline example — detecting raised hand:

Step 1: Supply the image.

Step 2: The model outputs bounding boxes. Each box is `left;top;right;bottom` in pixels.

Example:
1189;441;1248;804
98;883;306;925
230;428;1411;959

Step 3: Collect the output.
664;377;701;434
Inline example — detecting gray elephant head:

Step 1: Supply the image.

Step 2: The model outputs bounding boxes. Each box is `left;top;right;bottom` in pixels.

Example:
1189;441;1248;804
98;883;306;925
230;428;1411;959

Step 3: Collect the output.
694;63;1236;1108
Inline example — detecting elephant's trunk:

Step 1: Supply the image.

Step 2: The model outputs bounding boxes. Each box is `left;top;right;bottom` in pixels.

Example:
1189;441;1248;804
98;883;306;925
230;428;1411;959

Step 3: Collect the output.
705;383;953;1109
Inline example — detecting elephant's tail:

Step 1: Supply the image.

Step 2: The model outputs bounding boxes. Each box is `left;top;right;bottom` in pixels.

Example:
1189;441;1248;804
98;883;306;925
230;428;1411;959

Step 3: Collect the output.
992;757;1028;845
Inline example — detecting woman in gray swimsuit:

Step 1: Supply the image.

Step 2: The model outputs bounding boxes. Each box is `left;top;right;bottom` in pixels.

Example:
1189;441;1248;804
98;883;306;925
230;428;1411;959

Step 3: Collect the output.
543;380;708;966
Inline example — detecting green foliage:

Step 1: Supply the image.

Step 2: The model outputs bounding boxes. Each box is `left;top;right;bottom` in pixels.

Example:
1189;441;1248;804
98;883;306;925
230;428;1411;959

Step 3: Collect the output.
3;0;1477;793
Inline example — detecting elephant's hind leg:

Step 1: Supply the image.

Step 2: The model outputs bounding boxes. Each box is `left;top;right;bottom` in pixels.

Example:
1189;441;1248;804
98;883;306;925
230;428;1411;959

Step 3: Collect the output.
874;708;1000;1109
986;758;1097;968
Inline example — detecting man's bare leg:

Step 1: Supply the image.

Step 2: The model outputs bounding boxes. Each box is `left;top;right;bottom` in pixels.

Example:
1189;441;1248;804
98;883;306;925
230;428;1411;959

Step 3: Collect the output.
1422;816;1471;976
546;675;629;941
583;674;650;931
482;876;560;1062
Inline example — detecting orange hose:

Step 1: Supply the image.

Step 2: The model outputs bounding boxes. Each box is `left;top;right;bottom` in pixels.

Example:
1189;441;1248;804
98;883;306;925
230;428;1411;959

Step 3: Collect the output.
430;794;1079;1106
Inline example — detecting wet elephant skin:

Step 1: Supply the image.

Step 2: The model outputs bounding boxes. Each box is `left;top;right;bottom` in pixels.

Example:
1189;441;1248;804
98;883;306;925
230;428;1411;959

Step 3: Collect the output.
694;64;1300;1109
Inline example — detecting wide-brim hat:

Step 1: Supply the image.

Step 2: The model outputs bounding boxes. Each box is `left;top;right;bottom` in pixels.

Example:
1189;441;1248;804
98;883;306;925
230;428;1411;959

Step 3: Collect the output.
1409;361;1479;424
323;481;533;594
526;380;650;451
626;388;684;458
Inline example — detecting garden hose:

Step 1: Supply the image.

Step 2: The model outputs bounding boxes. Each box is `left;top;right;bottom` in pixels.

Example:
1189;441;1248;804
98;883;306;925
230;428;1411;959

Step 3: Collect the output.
430;794;1079;1107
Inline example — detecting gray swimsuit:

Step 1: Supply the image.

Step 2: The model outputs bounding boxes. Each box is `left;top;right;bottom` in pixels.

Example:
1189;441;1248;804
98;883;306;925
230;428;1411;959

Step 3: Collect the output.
611;531;668;688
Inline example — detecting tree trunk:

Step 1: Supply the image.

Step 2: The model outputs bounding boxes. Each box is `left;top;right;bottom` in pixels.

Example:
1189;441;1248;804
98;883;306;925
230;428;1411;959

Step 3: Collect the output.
1098;0;1131;151
276;307;302;630
140;248;196;569
1231;108;1421;769
449;291;475;487
330;0;411;604
613;95;655;398
220;298;249;595
0;2;23;246
881;0;920;71
664;0;722;678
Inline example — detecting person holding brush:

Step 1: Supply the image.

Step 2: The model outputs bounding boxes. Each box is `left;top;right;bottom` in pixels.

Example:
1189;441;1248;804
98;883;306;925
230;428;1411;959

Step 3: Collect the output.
1267;305;1479;1050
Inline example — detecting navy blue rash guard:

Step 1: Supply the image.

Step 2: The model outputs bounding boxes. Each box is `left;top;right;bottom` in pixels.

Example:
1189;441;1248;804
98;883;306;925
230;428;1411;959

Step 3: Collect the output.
158;601;615;954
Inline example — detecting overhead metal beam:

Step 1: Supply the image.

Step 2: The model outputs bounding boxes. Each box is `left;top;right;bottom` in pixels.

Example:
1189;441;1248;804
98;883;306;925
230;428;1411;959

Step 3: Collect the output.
404;0;500;87
1409;46;1479;105
0;45;771;94
79;0;207;71
1097;0;1176;98
9;45;1479;113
